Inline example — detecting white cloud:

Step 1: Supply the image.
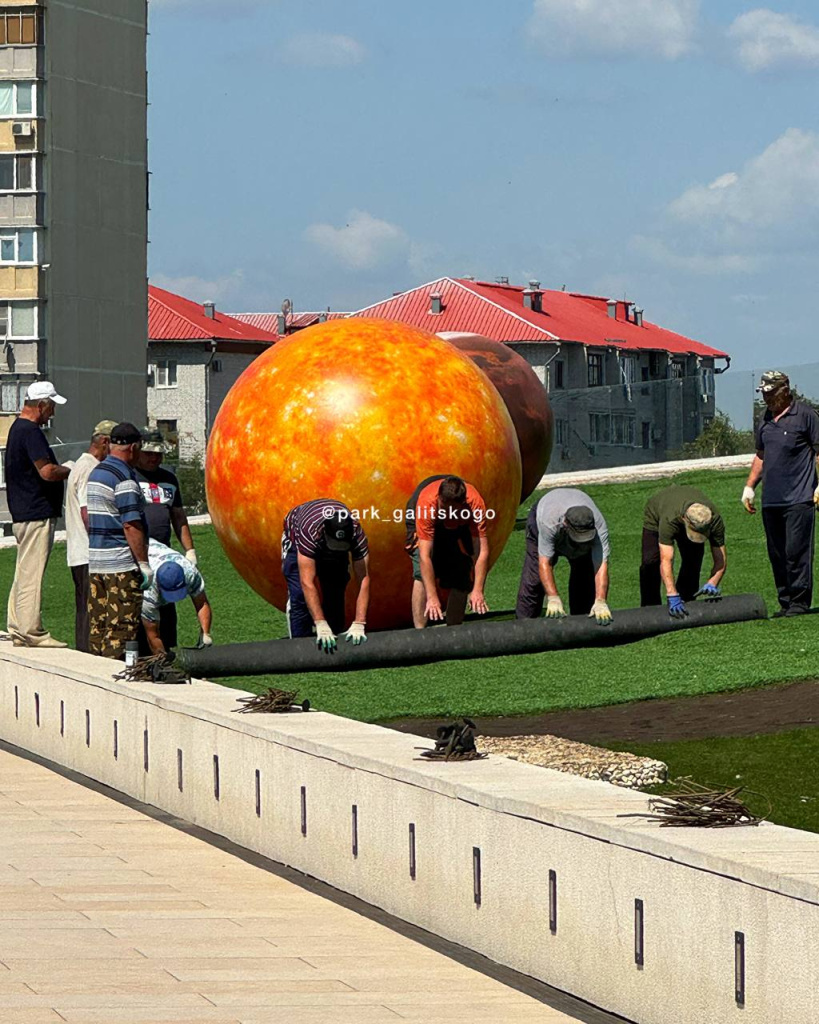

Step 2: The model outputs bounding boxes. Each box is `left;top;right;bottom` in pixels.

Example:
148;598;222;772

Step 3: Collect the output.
305;210;408;270
150;270;247;305
282;33;366;69
728;9;819;72
527;0;699;60
635;128;819;274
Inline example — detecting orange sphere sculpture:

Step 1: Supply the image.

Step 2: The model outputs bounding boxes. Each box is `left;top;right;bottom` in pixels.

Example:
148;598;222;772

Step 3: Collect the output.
206;319;522;630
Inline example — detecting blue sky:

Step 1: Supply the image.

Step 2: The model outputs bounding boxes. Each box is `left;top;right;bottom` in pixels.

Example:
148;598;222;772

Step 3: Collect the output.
147;0;819;370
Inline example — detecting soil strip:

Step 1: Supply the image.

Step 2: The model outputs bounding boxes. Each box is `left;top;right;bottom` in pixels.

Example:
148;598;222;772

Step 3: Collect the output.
383;680;819;745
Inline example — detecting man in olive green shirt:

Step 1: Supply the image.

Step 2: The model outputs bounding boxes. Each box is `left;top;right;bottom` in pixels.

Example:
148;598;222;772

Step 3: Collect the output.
640;485;727;618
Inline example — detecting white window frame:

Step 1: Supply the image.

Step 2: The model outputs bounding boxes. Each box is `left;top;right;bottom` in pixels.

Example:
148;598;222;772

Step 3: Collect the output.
0;301;39;339
0;154;36;192
589;412;610;444
155;359;178;389
611;412;636;447
701;367;715;397
0;228;37;265
0;81;37;118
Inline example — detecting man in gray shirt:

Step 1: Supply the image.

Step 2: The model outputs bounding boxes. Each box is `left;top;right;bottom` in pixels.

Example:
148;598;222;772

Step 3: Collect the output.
515;488;612;624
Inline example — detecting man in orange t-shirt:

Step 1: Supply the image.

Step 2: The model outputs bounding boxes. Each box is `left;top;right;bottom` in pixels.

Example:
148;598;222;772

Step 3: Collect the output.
404;475;490;628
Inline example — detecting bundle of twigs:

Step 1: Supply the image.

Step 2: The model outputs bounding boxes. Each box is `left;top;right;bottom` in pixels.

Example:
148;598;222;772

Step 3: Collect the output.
623;777;768;828
114;653;191;685
417;717;488;762
233;687;310;714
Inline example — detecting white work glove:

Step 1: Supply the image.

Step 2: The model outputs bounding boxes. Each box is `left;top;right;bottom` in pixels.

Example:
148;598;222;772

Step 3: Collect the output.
315;620;337;652
138;561;154;591
185;548;198;567
742;486;756;514
343;621;368;646
63;460;76;471
589;599;612;626
545;595;566;619
196;630;213;649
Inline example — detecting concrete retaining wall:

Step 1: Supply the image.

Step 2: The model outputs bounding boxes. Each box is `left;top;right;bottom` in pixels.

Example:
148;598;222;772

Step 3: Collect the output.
0;644;817;1024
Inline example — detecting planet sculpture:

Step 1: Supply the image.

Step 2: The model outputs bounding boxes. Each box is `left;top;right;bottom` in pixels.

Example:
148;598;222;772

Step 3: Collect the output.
206;318;522;630
438;332;554;501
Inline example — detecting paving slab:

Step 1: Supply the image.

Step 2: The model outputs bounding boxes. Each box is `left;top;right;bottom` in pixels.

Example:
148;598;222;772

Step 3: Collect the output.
0;746;602;1024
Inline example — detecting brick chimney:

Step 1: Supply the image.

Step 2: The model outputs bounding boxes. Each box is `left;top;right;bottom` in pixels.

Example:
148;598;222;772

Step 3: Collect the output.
607;300;617;319
203;301;215;320
430;292;444;315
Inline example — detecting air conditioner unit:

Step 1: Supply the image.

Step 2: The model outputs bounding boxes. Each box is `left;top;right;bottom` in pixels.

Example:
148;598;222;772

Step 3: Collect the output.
12;122;33;138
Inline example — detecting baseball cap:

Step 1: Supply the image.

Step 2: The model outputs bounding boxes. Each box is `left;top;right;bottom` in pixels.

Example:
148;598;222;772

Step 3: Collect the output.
564;505;597;545
323;511;354;552
109;421;142;445
156;561;188;603
93;420;117;437
141;428;165;454
756;370;789;393
26;381;67;405
683;502;713;544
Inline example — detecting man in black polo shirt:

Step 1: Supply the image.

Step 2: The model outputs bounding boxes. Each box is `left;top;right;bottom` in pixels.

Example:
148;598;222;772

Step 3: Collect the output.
4;381;72;647
134;429;197;652
743;371;819;616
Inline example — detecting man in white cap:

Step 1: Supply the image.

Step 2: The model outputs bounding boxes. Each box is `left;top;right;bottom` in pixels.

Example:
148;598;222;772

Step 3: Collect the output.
4;381;71;647
640;485;727;618
65;420;116;652
742;370;819;616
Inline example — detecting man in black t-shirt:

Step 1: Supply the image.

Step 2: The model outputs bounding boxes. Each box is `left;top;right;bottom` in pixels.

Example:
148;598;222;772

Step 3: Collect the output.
134;429;197;651
4;382;72;647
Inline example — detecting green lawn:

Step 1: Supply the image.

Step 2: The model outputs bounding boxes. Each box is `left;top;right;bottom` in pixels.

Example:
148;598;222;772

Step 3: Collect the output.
606;729;819;834
6;467;819;723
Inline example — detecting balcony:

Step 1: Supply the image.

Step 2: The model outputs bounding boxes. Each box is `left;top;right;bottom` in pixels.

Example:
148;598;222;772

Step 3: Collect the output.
0;265;37;297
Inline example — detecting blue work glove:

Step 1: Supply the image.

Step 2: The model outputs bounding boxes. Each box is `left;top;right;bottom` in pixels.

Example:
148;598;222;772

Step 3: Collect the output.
695;583;722;601
668;595;688;619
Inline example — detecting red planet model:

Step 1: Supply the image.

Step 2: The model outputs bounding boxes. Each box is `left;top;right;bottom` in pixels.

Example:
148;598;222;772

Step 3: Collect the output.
206;319;522;631
438;332;554;501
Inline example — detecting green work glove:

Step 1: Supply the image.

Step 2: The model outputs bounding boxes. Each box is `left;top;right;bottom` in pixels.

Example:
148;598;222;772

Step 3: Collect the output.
138;561;154;592
344;622;368;646
315;620;337;653
545;595;566;619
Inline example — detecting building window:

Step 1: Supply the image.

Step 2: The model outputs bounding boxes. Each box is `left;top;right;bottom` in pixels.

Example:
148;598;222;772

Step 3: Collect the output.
670;360;686;380
701;367;715;397
0;13;38;46
588;353;604;387
553;360;565;389
0;228;35;264
555;419;568;446
649;352;664;379
0;380;27;413
0;155;36;192
612;413;636;446
0;302;37;338
620;354;638;386
642;421;651;449
0;82;36;117
589;412;610;444
157;419;178;457
155;360;178;388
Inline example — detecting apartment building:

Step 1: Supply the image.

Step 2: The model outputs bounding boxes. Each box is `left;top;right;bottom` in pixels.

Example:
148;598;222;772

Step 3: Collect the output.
351;278;730;472
0;0;148;456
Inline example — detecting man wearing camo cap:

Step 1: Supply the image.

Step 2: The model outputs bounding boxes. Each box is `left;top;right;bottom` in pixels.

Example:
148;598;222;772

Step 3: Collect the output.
743;371;819;616
640;484;727;618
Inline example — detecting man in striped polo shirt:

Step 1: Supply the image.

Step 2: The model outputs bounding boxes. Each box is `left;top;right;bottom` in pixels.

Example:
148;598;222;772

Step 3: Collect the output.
281;499;370;651
87;422;152;660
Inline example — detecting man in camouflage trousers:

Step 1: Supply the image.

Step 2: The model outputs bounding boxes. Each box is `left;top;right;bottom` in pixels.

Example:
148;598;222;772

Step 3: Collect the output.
86;423;153;659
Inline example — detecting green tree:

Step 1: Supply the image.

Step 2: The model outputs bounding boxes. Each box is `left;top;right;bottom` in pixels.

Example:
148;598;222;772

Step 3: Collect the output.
678;411;755;459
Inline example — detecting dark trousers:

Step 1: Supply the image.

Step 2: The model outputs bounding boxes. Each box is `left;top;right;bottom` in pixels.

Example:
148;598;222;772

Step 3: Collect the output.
762;502;815;612
516;506;596;617
639;529;705;606
138;603;178;657
282;546;348;638
71;564;90;653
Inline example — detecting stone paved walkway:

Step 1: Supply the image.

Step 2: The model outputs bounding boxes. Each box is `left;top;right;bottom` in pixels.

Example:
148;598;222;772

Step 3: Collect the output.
0;745;605;1024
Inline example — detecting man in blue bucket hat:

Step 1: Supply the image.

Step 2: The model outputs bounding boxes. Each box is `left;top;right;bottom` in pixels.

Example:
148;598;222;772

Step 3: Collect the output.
139;540;213;655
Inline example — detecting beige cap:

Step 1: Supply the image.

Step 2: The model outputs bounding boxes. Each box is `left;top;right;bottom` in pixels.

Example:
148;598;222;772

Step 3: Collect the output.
93;420;117;437
683;502;713;543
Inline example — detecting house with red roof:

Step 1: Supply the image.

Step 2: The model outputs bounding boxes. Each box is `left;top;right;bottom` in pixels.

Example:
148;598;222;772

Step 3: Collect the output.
350;277;730;470
148;285;279;460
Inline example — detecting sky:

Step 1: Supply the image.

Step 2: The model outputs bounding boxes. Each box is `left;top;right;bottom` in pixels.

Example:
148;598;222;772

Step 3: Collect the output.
147;0;819;372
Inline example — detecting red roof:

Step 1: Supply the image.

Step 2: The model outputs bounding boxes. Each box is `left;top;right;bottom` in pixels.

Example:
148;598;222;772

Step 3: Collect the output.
149;286;280;344
351;278;728;359
232;311;349;335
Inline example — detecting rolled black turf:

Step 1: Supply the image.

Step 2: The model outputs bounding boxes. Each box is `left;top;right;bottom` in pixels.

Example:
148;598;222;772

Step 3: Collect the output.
180;593;767;677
